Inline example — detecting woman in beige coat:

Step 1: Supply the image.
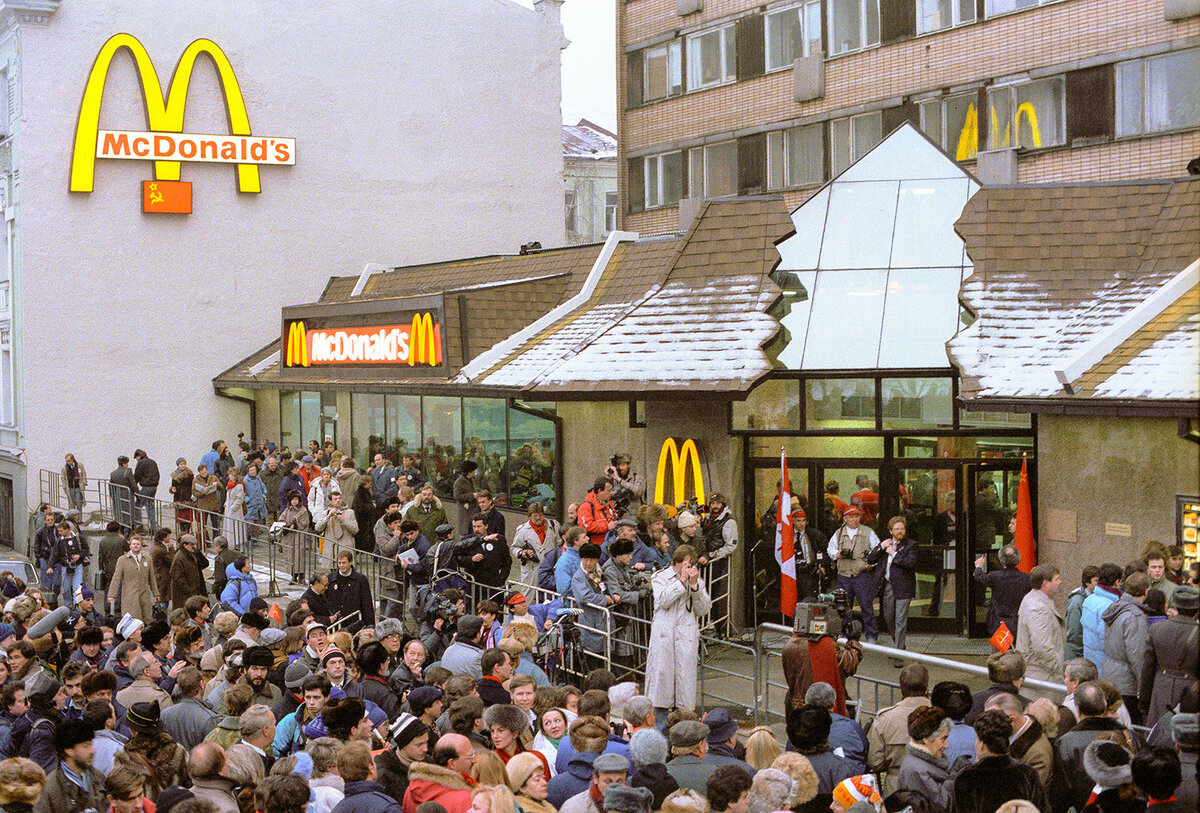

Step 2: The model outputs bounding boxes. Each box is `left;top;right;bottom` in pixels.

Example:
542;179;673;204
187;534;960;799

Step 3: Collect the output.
110;536;158;622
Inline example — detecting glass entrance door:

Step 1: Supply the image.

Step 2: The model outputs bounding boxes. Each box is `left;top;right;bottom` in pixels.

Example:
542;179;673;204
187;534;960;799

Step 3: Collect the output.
746;463;810;626
896;465;960;633
966;462;1026;637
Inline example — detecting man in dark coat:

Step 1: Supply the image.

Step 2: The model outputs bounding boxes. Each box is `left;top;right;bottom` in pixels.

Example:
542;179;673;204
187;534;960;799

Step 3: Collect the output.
972;543;1030;637
169;534;207;610
965;650;1030;725
109;455;138;532
951;709;1048;813
1140;585;1199;728
150;529;174;605
34;719;106;813
868;517;919;652
376;714;430;803
301;573;334;624
460;513;512;590
329;550;375;633
792;508;829;601
452;462;477;536
332;740;405;813
133;448;161;533
356;642;400;719
1057;681;1131;813
97;520;129;596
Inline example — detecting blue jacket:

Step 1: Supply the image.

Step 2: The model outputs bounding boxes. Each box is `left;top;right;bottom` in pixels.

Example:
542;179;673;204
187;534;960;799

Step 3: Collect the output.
555;732;632;775
538;544;563;591
945;720;976;766
332;779;404;813
273;704;309;756
1082;584;1120;670
548;751;597;809
221;562;259;613
555;547;580;596
632;541;670;571
1065;586;1090;661
244;475;267;521
570;566;611;655
829;712;869;772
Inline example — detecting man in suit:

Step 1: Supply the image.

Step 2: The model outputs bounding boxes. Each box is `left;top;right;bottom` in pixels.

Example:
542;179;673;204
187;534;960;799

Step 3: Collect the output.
869;516;919;657
792;508;828;601
109;536;156;622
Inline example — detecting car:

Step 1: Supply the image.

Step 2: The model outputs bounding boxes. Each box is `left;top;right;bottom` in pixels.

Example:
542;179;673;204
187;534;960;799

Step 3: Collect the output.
0;552;39;587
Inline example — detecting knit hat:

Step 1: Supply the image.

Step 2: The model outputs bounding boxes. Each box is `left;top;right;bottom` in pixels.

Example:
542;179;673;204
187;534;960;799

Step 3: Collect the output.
248;597;270;613
457;615;484;640
593;753;632;774
115;613;143;639
832;775;881;809
321;646;346;666
1;579;19;599
284;659;311;690
407;685;445;716
200;646;224;672
242;645;273;668
389;713;428;748
668;720;708;751
303;716;328;740
260;628;287;648
375;618;403;640
506;752;545;791
1083;740;1133;788
483;703;528;735
604;784;654;813
74;585;94;602
291;750;314;780
675;510;699;529
704;707;737;744
127;700;163;734
0;622;14;642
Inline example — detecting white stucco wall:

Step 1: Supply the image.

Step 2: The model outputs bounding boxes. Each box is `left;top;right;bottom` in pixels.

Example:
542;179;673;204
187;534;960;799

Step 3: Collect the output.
15;0;565;507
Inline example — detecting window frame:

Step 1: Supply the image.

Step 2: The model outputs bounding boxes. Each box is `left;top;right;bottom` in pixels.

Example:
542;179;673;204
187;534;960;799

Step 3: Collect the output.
984;0;1062;18
644;150;684;209
766;123;825;190
642;39;683;102
829;110;883;175
1115;49;1200;137
764;1;822;72
604;191;618;234
986;76;1066;151
564;190;578;235
915;0;976;35
826;0;881;57
689;140;739;198
685;21;737;91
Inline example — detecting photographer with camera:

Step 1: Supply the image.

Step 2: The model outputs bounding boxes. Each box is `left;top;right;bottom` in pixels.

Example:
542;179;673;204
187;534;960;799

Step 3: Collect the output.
792;507;829;601
604;453;645;514
826;505;882;643
579;477;618;549
645;545;711;720
512;503;561;586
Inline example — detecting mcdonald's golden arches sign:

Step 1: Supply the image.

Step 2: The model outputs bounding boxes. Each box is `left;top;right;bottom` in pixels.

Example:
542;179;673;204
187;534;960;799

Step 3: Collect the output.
283;313;443;370
655;438;707;506
70;33;296;212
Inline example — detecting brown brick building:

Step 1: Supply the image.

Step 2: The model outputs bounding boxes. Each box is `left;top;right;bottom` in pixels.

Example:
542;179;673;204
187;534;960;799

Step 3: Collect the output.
617;0;1200;233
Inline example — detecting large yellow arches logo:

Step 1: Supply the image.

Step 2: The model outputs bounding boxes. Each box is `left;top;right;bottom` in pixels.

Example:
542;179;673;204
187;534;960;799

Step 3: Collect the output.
70;33;294;195
283;314;443;368
955;101;1043;161
654;438;706;506
286;321;309;368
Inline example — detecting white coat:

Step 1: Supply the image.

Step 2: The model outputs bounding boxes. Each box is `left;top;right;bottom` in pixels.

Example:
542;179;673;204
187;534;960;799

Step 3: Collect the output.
644;566;711;710
512;519;561;586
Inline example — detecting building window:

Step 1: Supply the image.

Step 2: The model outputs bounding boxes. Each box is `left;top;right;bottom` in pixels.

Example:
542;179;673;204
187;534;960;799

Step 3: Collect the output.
985;0;1060;16
916;0;975;34
689;141;738;198
987;77;1065;150
565;191;577;235
767;124;824;189
830;111;882;174
828;0;880;56
644;40;683;101
1116;50;1200;136
0;328;11;427
686;23;736;90
604;192;617;233
644;151;684;208
920;92;980;160
765;2;823;70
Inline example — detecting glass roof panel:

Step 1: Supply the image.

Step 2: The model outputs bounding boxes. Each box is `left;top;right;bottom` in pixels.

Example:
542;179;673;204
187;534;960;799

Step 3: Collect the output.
838;123;972;182
801;269;887;368
819;181;899;269
775;270;818;369
891;178;977;268
776;187;830;271
877;267;964;367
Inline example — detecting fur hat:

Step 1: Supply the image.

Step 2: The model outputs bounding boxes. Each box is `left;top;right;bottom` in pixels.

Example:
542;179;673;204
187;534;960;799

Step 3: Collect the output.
604;784;654;813
1083;739;1133;788
240;612;269;631
668;720;708;751
284;659;311;690
213;611;239;635
77;626;104;647
242;645;273;668
9;595;36;622
374;618;403;641
483;703;529;735
53;718;94;753
322;697;367;736
501;623;537;651
631;763;679;810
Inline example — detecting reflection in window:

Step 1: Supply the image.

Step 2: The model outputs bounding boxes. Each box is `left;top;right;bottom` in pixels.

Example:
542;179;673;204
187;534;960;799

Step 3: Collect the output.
920;92;980;160
881;379;954;429
802;270;887;368
986;0;1053;15
891;180;973;267
279;391;300;449
386;395;422;460
959;410;1032;429
604;192;617;233
508;404;557;512
828;0;880;56
351;393;386;464
645;151;683;208
987;78;1065;150
830;112;883;175
300;392;321;449
766;2;823;70
879;268;965;367
686;24;736;90
422;396;462;495
917;0;975;34
732;378;801;430
1116;50;1200;136
821;181;896;269
767;124;824;190
464;397;508;497
644;40;683;101
689;141;737;198
806;378;876;429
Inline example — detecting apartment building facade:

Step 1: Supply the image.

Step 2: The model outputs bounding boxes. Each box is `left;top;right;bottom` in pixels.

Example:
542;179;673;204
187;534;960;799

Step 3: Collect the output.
618;0;1200;234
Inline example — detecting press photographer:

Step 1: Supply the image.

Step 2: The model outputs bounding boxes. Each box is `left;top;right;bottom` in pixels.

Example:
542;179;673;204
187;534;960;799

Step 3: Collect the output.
603;452;645;514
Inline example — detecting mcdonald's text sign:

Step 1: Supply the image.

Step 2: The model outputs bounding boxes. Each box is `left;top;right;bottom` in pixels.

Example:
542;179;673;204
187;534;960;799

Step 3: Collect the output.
283;314;443;369
654;438;706;506
70;33;295;211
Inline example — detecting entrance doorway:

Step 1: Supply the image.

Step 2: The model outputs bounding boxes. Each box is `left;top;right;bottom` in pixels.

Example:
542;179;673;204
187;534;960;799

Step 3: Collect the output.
966;462;1028;637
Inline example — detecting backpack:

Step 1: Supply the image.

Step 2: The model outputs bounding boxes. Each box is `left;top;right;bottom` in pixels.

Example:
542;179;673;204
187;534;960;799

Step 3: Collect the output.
5;716;53;761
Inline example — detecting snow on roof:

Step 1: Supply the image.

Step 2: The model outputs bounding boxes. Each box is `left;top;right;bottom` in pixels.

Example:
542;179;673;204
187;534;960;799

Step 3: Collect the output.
563;119;617;159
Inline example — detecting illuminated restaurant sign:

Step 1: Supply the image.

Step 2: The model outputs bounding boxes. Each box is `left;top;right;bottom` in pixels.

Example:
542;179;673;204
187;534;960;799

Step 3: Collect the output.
281;298;446;377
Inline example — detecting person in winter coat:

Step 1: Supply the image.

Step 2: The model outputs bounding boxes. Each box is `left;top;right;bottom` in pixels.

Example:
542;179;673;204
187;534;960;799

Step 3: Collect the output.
897;706;961;813
6;672;62;773
1100;571;1151;725
221;558;259;615
949;710;1048;813
222;469;247;549
972;544;1030;637
280;490;312;584
192;462;223;544
868;665;932;797
601;537;653;661
645;545;711;715
209;536;237;600
243;464;268;527
571;543;618;669
406;486;450;551
1140;585;1199;728
61;453;88;515
328;550;374;633
316;491;358;565
402;732;476;813
1065;566;1100;661
578;479;617;549
109;536;157;622
512;503;561;587
51;521;90;609
376;714;430;805
32;719;106;813
868;517;919;652
169;534;207;610
1015;564;1066;690
260;457;285;524
1082;563;1123;672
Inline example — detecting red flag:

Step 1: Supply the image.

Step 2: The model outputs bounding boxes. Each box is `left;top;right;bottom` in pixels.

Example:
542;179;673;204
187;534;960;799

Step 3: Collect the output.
774;451;796;617
142;180;192;214
1013;458;1036;573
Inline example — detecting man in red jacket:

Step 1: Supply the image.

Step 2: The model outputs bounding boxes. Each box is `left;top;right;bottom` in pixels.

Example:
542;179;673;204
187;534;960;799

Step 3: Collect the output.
578;478;616;548
402;732;477;813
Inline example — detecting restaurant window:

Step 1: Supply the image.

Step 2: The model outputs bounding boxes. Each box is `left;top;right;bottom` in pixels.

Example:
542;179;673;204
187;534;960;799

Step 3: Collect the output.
644;40;683;101
732;378;802;430
422;396;461;495
767;124;824;189
806;379;876;430
765;2;822;70
689;140;737;198
564;191;577;235
916;0;975;34
385;395;422;461
507;403;557;512
1116;50;1200;136
604;192;618;233
463;397;508;497
830;111;882;174
644;151;683;208
881;378;954;429
919;92;979;160
350;393;385;464
987;77;1065;150
299;391;321;448
279;391;300;449
828;0;880;56
686;22;736;90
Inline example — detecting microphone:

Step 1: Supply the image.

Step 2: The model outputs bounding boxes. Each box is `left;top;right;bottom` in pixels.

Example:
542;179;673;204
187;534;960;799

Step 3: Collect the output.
27;606;70;639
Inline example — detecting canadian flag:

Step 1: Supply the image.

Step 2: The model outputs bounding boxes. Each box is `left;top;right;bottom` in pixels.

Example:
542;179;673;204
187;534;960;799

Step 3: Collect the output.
774;451;796;618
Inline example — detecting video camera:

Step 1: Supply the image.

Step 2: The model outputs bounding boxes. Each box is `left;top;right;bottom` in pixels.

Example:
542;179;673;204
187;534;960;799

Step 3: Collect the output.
794;589;860;641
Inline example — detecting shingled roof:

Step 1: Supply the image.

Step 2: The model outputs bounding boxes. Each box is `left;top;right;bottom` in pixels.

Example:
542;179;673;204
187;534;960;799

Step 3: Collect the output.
947;177;1200;416
216;196;793;399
